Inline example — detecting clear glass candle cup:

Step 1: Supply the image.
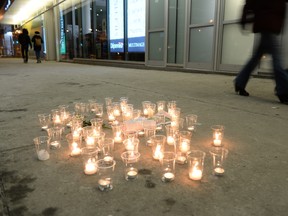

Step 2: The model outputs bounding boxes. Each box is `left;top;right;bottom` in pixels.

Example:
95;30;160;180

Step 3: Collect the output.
38;113;51;130
151;135;166;160
33;136;50;161
211;125;225;147
96;159;116;192
187;150;206;181
160;152;176;183
81;147;99;175
121;151;141;181
185;114;198;132
209;147;229;176
46;126;64;149
66;133;82;157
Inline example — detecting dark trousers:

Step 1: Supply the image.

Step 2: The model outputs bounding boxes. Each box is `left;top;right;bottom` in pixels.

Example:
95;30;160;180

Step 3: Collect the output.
21;45;29;62
235;32;288;96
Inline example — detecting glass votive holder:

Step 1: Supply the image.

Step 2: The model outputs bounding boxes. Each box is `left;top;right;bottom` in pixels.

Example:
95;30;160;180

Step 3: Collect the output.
88;99;97;112
100;138;115;163
154;114;165;132
185;114;198;132
157;100;166;112
59;105;70;125
211;125;225;147
167;101;177;116
144;127;156;146
38;113;51;130
122;104;134;121
151;135;166;160
51;109;62;126
123;130;138;142
187;150;206;181
142;101;151;117
209;147;229;176
165;124;178;145
33;136;50;161
94;103;104;118
123;138;139;152
90;118;103;132
46;126;64;149
82;147;98;175
96;159;116;191
66;133;82;157
112;124;123;143
176;132;191;164
112;102;121;117
160;152;176;183
105;97;114;107
133;109;142;119
120;97;129;112
106;105;116;122
121;151;141;181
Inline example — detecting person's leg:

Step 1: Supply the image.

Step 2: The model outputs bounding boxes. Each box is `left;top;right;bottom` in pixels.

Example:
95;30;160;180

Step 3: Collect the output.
21;46;25;62
267;33;288;102
36;50;41;63
24;47;29;62
234;33;265;94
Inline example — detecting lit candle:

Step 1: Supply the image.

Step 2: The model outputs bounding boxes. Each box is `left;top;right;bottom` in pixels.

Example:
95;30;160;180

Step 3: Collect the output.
73;131;80;140
54;115;61;124
50;141;60;148
127;170;138;179
143;109;148;116
71;142;81;156
189;168;202;180
114;109;121;117
114;136;122;143
176;155;186;164
153;145;163;160
108;114;115;121
167;136;175;145
180;141;190;153
125;140;134;151
188;126;195;131
37;149;50;161
146;140;152;146
86;136;95;146
84;159;97;175
104;156;113;163
213;132;222;146
98;179;110;188
214;167;225;175
163;172;175;181
138;131;145;136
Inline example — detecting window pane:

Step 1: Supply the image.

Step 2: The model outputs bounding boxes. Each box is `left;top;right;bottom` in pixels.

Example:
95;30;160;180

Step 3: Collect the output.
190;0;215;25
189;27;213;63
149;32;164;61
224;0;245;21
221;24;254;65
149;0;165;29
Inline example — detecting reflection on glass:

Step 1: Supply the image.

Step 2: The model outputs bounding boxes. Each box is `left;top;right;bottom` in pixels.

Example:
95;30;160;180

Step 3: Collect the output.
190;0;215;25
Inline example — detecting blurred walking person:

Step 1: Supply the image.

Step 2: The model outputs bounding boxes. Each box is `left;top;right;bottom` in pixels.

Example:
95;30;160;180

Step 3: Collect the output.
18;28;32;63
234;0;288;104
31;31;44;63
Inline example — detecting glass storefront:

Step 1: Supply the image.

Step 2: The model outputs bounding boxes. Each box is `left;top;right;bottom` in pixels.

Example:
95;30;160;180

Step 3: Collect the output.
59;0;145;62
2;0;287;74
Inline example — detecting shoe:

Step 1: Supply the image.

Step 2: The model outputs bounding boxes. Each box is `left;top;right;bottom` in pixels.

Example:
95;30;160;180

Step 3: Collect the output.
235;84;249;96
277;95;288;104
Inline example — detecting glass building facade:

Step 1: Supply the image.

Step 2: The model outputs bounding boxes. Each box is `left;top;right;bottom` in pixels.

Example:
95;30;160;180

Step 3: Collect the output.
3;0;288;74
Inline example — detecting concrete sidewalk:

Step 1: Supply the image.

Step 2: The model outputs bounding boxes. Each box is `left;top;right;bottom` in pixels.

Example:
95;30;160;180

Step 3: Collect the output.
0;58;287;216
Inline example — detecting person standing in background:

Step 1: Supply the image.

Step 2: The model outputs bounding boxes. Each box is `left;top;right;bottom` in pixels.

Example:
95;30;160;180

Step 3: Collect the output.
31;31;44;63
234;0;288;104
18;28;32;63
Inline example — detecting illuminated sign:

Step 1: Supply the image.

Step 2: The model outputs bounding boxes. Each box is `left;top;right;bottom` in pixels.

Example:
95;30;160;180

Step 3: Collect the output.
127;0;146;52
109;0;124;53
